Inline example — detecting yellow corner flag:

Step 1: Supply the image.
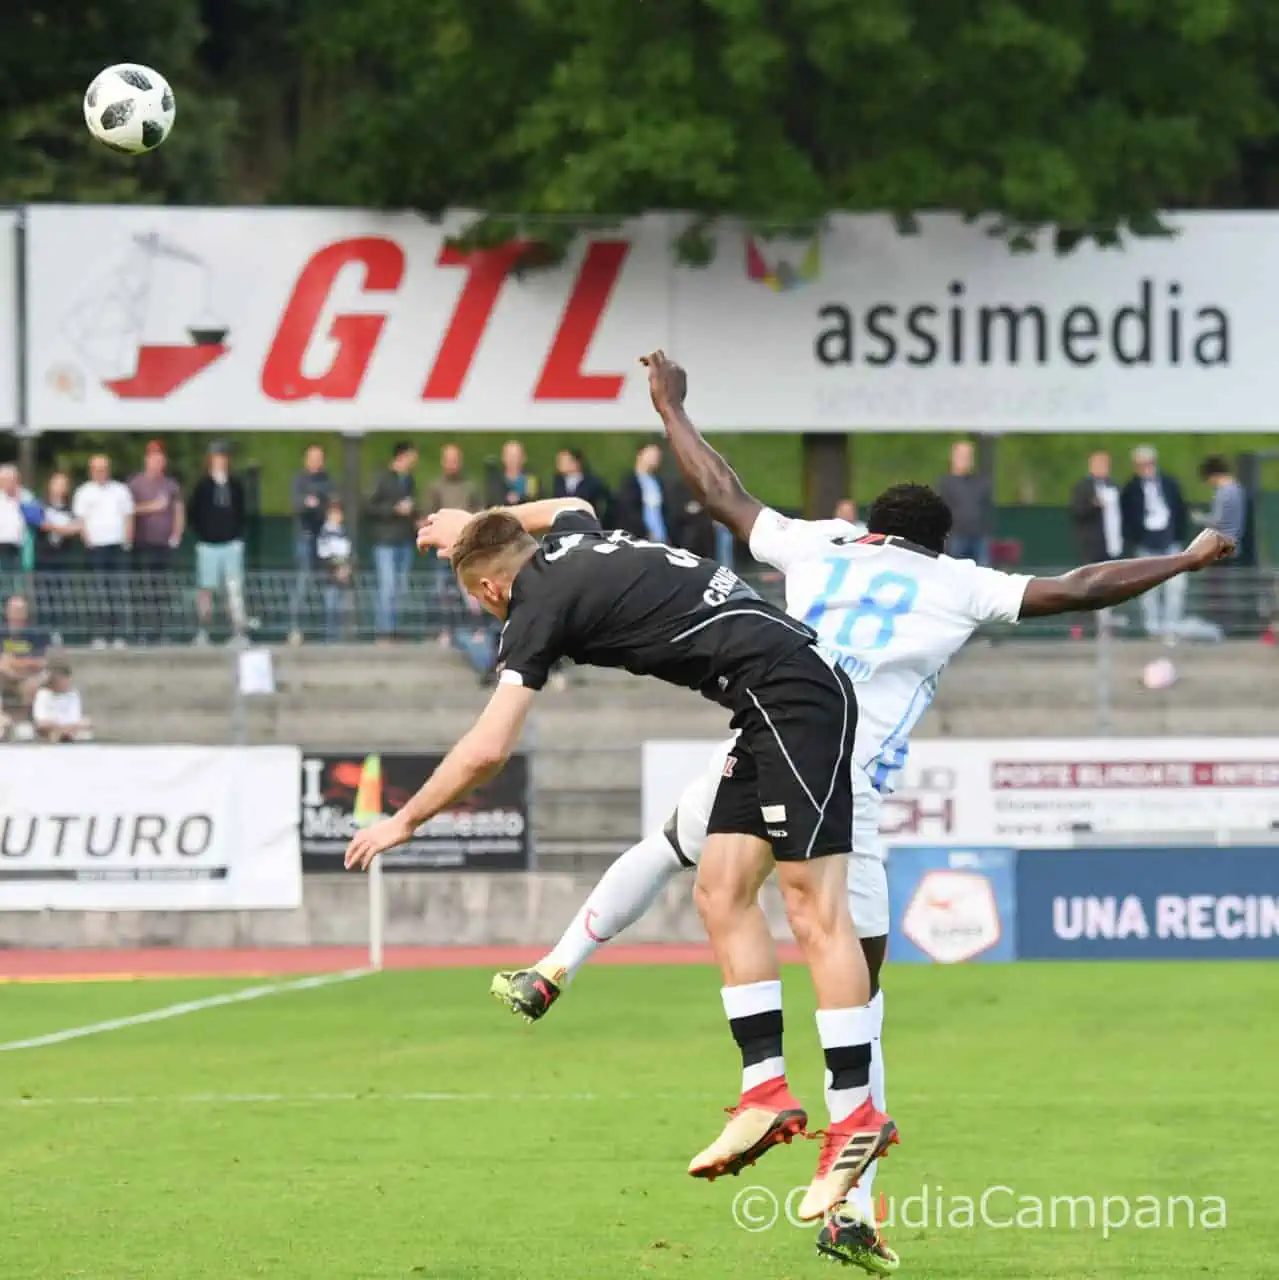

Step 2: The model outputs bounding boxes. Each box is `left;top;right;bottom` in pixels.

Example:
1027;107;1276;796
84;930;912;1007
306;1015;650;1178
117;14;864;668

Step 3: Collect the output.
353;754;383;829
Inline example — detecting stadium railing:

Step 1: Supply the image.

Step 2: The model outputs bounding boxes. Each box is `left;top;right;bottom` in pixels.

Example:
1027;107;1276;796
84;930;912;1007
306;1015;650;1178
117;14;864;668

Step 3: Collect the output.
0;562;1274;647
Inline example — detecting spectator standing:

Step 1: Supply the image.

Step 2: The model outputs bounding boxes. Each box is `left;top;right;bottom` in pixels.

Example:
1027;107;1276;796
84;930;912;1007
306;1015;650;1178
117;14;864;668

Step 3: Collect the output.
129;442;184;645
553;448;611;514
367;441;419;643
937;440;993;564
1121;445;1188;638
422;444;482;624
35;470;80;629
72;455;134;649
487;439;539;507
1069;451;1122;564
287;444;334;645
612;443;673;542
0;594;52;737
1196;456;1249;633
0;465;43;596
315;496;355;644
189;443;249;646
31;661;93;742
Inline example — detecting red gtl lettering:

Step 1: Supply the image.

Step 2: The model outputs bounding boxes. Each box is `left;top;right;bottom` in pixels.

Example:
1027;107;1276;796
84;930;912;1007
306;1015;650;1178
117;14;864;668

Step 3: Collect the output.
535;240;629;400
262;238;405;401
423;239;629;402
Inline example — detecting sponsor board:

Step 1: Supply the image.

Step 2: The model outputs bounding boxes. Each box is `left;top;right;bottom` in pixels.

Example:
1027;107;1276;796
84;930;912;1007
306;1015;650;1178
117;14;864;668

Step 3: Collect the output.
0;746;300;910
888;847;1017;964
299;751;530;871
644;738;1279;851
1017;847;1279;959
0;209;15;427
884;738;1279;848
22;206;1278;431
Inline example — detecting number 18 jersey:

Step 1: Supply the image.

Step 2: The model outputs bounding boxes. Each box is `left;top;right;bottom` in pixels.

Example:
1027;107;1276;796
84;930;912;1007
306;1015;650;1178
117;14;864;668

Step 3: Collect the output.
749;508;1032;794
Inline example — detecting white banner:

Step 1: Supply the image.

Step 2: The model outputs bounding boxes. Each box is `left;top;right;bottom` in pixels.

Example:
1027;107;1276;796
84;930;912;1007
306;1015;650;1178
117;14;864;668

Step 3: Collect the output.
0;209;16;428
643;738;1279;850
0;745;302;910
23;206;1277;431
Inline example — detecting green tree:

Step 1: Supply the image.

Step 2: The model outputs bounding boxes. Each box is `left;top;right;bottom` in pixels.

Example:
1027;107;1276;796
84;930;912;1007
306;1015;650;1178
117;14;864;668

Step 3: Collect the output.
0;1;237;203
284;0;1279;254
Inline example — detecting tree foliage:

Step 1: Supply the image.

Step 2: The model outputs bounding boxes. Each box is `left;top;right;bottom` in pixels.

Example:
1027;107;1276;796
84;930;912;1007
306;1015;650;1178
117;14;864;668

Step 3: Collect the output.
4;0;1279;254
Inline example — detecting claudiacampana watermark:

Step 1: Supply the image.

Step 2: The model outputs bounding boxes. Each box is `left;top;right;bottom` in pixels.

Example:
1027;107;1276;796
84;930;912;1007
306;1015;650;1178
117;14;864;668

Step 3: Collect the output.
732;1184;1228;1240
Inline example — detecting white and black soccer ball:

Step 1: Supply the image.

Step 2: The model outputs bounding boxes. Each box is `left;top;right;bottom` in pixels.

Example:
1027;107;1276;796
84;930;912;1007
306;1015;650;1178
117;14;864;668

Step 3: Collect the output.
84;63;175;154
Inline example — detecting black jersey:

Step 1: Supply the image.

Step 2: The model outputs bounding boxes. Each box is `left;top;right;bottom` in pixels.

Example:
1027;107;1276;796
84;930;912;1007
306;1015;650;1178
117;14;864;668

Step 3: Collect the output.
496;509;816;709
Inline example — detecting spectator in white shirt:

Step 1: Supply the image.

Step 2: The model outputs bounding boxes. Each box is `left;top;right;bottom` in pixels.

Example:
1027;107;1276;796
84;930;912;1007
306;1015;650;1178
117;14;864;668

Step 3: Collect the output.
31;661;93;742
73;455;135;648
0;464;41;591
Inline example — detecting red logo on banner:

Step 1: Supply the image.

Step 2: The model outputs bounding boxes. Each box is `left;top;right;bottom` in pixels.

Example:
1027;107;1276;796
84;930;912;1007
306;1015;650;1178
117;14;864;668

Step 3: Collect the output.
260;236;630;405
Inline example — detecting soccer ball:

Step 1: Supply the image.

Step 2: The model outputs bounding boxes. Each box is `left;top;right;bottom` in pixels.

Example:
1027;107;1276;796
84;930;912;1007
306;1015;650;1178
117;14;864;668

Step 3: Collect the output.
84;64;175;154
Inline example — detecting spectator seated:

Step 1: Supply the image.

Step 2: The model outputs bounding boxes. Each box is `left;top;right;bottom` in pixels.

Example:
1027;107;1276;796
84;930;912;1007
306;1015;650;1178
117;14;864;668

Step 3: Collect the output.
0;594;52;741
31;661;93;742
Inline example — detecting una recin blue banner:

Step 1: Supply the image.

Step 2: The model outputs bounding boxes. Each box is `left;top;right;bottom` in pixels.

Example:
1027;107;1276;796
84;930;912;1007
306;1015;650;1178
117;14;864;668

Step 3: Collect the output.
1017;846;1279;959
887;847;1017;964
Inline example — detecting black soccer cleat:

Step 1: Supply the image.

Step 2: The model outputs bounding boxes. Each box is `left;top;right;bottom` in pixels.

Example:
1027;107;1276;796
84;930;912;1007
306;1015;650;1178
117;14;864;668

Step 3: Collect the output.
490;962;565;1023
816;1205;900;1273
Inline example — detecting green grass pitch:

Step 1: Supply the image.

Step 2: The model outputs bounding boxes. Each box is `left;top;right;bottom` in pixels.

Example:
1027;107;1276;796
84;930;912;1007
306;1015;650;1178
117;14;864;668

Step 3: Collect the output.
2;962;1275;1278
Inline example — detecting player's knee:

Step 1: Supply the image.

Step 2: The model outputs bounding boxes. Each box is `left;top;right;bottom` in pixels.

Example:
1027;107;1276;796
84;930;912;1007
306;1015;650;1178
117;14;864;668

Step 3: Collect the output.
779;874;848;951
693;874;754;929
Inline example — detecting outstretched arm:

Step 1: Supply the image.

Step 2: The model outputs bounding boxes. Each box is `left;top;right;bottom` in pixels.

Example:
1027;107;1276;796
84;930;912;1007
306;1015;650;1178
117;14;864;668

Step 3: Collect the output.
640;351;762;543
1020;529;1234;618
418;498;594;557
344;683;535;868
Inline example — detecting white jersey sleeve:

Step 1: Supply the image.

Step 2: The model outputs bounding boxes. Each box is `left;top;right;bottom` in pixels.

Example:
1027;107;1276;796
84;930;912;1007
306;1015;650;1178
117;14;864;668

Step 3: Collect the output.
961;563;1033;625
749;507;863;572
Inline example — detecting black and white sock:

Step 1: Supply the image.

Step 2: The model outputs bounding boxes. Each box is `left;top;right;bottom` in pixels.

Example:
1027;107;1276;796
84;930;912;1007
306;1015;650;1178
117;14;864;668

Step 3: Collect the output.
816;1003;876;1123
721;979;786;1093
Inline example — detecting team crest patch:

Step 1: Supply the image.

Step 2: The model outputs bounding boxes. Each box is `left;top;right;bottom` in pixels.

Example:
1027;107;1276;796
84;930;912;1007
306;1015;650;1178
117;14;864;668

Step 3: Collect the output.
722;754;738;778
761;804;787;823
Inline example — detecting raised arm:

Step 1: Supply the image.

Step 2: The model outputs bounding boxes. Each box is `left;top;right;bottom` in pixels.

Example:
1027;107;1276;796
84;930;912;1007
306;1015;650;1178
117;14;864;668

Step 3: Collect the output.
418;498;594;559
640;351;762;543
1020;529;1234;618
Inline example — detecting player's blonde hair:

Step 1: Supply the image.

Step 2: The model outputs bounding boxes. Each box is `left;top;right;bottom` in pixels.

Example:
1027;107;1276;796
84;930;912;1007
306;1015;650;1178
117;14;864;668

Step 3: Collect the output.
450;509;537;581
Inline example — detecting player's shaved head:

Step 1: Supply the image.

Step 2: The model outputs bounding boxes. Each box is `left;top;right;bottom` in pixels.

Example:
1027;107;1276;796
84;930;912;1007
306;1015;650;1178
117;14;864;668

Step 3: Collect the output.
451;509;538;615
866;483;953;554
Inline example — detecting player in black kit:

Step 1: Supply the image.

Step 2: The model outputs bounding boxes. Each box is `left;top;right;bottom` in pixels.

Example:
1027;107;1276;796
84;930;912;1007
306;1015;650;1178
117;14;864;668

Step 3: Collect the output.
345;493;897;1221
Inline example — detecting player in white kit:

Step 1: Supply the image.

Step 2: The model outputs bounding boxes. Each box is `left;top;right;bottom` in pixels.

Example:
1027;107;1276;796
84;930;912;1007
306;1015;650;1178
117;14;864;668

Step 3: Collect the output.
485;354;1234;1273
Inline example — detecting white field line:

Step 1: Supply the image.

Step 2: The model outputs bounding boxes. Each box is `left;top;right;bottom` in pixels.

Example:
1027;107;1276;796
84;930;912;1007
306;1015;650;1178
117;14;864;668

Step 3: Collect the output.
0;968;372;1054
1;1090;625;1107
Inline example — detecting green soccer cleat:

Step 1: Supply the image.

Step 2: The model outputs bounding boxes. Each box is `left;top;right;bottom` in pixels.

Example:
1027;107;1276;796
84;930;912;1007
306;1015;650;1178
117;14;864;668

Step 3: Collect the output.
815;1205;900;1274
490;961;566;1023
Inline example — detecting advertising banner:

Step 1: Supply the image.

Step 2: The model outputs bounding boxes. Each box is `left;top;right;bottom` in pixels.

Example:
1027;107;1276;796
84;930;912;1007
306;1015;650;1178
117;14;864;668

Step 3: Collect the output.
882;738;1279;848
0;208;16;428
1017;846;1279;959
0;745;301;910
644;738;1279;851
299;750;530;871
887;847;1017;964
23;206;1277;431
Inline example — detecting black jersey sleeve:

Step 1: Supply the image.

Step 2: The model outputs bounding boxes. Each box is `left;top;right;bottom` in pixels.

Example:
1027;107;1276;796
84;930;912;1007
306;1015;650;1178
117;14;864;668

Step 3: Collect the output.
496;595;565;691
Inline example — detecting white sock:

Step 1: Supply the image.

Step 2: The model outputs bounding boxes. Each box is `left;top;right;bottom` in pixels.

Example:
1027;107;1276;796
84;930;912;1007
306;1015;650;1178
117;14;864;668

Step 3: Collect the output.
722;979;786;1093
845;990;886;1218
816;1003;877;1124
544;832;684;982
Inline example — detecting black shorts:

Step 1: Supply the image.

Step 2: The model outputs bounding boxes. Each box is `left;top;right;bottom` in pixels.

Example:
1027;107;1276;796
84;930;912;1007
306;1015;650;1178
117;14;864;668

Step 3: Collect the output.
707;648;858;862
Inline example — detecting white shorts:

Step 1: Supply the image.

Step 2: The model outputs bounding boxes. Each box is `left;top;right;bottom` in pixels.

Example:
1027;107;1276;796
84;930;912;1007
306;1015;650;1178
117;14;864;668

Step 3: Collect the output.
665;737;889;938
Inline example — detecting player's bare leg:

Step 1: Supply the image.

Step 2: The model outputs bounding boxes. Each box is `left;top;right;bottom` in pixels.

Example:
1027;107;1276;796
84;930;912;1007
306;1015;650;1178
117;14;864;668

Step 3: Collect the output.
774;855;898;1223
687;833;807;1179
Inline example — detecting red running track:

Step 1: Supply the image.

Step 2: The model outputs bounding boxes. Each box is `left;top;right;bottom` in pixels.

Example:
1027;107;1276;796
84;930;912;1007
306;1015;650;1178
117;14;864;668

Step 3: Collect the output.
0;944;805;981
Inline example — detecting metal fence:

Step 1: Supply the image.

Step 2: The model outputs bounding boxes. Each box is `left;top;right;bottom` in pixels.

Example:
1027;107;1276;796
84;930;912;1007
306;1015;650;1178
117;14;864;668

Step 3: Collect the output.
1;562;1275;648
